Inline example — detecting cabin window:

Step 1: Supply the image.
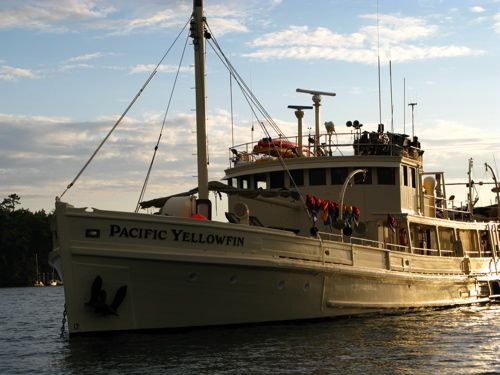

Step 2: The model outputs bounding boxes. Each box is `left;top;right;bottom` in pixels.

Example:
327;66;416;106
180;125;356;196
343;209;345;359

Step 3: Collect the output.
239;175;250;189
354;167;372;184
457;229;479;257
230;177;238;188
412;224;438;255
289;169;304;186
438;227;455;256
254;173;267;189
480;231;492;256
309;168;326;186
410;167;416;188
270;171;285;189
331;167;348;185
377;167;396;185
403;165;408;186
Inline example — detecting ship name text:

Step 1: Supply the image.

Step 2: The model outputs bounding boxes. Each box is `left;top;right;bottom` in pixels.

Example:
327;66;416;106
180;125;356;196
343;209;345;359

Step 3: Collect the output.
109;225;245;247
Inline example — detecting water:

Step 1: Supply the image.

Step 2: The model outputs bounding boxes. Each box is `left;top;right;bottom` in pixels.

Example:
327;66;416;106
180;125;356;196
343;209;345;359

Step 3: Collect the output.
0;287;498;375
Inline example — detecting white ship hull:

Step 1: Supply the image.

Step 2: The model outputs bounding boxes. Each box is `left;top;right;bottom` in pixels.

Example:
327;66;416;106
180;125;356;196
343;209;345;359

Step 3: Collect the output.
50;202;496;336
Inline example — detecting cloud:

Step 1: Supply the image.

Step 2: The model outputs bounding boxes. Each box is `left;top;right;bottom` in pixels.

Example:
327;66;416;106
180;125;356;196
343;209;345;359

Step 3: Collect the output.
495;13;500;33
0;65;37;81
245;13;483;64
108;7;189;36
469;6;486;13
129;64;193;74
65;52;109;62
0;0;115;32
0;0;253;39
0;110;224;211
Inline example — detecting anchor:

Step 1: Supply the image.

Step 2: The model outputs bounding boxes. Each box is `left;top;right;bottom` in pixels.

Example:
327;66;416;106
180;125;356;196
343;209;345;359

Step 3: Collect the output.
85;275;127;316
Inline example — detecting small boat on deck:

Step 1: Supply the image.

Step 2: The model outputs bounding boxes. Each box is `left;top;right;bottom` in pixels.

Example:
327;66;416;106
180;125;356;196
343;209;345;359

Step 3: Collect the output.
49;0;500;336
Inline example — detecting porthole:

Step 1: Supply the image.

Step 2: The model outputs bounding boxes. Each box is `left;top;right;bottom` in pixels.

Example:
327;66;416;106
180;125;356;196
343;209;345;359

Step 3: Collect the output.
188;272;198;282
304;282;310;292
229;275;238;284
277;280;285;290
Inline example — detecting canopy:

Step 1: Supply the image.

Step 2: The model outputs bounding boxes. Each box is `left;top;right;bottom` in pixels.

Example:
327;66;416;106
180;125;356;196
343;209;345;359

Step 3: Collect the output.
140;180;300;209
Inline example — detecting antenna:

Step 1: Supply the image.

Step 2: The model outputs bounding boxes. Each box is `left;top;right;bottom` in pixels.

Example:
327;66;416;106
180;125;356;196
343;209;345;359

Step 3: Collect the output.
389;60;394;133
377;0;382;125
288;105;313;157
403;78;406;134
408;102;417;138
296;89;336;156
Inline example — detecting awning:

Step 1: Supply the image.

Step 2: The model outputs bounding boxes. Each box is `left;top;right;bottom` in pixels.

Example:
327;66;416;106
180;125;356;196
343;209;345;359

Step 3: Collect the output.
139;180;300;209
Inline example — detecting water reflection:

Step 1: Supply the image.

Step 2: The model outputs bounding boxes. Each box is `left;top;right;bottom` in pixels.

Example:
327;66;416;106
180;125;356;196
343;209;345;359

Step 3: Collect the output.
1;287;498;375
61;306;500;375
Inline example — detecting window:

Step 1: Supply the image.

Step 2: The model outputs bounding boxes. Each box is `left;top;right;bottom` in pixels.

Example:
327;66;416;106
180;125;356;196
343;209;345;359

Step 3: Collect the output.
403;165;408;186
289;169;304;186
331;167;348;185
377;167;396;185
309;168;326;185
230;177;238;188
354;168;372;184
270;171;284;189
254;173;267;189
239;175;250;189
410;167;416;188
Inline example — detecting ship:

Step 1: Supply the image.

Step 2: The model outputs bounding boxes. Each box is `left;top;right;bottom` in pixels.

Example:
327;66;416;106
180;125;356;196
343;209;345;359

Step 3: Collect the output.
49;0;500;336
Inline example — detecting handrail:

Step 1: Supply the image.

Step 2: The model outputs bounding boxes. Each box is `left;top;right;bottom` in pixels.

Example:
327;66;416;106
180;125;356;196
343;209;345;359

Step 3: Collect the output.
229;131;423;166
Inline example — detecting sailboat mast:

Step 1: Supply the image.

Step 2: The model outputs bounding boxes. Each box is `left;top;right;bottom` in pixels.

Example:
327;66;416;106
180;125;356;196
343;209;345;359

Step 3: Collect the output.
191;0;209;200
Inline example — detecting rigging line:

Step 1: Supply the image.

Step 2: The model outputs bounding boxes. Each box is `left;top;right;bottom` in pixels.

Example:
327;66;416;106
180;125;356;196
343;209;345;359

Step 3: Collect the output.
206;40;268;133
205;34;314;225
205;23;285;138
135;32;190;213
204;25;313;223
230;72;234;147
211;39;282;138
59;17;192;200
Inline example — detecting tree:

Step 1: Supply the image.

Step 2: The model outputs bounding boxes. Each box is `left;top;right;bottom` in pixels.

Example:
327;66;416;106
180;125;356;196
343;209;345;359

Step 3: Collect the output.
0;193;21;212
0;194;53;287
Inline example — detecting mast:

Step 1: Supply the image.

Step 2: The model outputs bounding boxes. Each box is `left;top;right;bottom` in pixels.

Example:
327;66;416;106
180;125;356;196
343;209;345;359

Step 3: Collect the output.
191;0;209;201
467;158;474;218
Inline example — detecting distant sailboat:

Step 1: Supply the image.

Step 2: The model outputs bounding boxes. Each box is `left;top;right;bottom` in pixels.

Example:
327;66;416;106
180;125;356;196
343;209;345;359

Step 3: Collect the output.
49;268;61;286
33;253;44;287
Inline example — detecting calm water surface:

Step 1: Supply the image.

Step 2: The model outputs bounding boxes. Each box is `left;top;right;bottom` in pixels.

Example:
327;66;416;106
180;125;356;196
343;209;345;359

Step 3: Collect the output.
0;287;498;374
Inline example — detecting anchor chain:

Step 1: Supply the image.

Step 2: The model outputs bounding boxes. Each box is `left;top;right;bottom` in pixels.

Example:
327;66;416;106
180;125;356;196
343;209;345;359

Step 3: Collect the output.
60;304;67;338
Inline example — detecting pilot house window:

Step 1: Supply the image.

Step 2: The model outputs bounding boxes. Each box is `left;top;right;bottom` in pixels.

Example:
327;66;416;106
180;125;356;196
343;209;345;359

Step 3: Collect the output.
403;166;408;186
354;168;372;184
331;167;348;185
254;173;267;189
289;169;304;186
377;167;396;185
309;168;326;186
270;171;285;189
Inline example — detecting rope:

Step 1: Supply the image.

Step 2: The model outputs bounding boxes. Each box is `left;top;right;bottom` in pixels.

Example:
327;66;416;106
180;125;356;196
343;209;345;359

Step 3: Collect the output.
204;22;315;227
205;22;285;138
59;17;192;199
135;33;190;212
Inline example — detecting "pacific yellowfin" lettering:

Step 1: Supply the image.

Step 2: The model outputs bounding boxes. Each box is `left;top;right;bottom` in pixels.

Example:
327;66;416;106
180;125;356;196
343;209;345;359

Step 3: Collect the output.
108;225;245;247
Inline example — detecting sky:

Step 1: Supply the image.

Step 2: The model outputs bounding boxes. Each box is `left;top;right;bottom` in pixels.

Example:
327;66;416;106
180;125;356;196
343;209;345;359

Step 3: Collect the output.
1;0;499;213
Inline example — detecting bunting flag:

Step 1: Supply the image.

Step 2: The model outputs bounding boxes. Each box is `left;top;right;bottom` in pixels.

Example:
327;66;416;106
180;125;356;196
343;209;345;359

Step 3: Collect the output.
305;194;361;233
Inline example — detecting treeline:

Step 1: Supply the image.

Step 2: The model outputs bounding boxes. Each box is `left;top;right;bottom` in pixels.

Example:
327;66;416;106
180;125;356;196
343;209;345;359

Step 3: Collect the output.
0;194;53;287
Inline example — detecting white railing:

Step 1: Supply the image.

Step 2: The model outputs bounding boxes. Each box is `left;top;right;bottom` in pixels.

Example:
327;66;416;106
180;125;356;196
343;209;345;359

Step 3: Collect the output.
229;131;422;167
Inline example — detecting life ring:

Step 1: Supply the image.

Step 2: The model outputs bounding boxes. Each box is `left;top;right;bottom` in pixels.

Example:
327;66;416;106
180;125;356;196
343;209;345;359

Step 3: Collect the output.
399;228;408;246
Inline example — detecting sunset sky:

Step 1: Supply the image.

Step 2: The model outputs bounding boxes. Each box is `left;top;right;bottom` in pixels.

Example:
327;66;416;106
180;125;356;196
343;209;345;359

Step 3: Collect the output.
1;0;499;212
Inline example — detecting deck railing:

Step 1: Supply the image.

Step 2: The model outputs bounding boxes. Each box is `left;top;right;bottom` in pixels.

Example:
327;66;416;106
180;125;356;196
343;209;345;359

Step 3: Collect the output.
318;231;491;258
229;131;423;167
